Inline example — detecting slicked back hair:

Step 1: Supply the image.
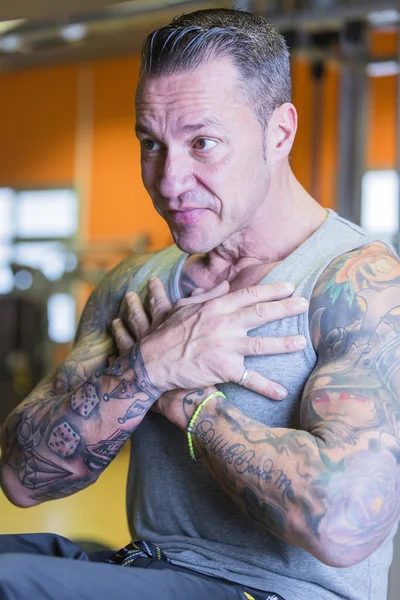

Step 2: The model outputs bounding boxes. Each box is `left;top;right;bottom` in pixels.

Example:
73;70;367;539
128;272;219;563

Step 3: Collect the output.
139;8;291;130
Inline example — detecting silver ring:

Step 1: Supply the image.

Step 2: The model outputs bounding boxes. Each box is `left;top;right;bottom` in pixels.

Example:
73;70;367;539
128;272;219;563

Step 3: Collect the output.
238;369;249;386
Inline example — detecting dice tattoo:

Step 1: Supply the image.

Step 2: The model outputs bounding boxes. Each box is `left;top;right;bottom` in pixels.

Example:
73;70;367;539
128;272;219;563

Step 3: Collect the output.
71;382;100;418
48;421;80;457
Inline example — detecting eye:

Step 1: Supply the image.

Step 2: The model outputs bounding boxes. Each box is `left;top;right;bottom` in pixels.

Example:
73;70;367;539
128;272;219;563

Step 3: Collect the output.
141;139;162;152
193;138;217;151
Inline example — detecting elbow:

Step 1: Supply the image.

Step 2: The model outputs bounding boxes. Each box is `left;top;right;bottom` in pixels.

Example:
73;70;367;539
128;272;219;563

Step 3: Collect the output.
288;510;379;568
310;545;365;569
1;465;41;508
304;524;385;568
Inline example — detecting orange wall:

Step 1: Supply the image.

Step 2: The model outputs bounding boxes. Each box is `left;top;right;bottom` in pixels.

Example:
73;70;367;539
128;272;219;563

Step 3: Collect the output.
291;59;339;209
0;58;171;252
291;59;313;194
291;30;399;207
89;57;171;248
367;75;397;169
0;35;397;234
0;66;77;186
367;30;398;169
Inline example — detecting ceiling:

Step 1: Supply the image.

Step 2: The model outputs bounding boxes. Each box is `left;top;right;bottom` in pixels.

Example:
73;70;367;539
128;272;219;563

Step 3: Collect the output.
0;0;399;72
0;0;227;72
0;1;120;22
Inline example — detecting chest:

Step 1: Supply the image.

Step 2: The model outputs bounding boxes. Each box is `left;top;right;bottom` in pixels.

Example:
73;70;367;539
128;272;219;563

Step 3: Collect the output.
182;259;282;294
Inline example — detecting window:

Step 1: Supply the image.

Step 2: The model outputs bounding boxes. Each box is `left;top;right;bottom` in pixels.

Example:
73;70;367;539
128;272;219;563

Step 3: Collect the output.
361;170;399;247
48;294;77;343
0;187;79;342
17;189;78;238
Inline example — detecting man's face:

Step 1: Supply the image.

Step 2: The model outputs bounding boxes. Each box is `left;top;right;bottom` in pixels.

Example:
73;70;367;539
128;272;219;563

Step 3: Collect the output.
135;58;272;254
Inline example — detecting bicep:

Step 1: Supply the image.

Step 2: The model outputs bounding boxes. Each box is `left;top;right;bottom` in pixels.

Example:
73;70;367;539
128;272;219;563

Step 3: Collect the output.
298;245;400;558
303;244;400;450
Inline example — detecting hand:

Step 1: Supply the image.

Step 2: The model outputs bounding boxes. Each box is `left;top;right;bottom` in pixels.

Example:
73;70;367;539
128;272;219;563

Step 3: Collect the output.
111;280;220;427
130;278;308;400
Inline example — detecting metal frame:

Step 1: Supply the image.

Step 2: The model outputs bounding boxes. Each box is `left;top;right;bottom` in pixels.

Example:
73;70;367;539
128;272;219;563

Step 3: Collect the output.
337;34;368;225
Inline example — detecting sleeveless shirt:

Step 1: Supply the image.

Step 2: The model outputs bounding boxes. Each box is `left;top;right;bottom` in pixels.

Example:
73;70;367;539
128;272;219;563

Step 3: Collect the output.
125;210;397;600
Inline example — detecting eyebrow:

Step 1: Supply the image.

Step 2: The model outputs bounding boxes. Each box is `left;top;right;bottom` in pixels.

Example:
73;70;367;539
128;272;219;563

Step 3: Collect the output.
181;117;225;133
135;123;152;135
135;117;224;136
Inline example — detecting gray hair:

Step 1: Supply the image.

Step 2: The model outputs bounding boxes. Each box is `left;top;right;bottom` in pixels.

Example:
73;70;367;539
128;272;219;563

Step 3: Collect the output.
140;8;291;129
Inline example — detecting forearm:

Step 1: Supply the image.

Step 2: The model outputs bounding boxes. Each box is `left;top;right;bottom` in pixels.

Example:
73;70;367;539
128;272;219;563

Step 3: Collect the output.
188;395;397;567
0;344;160;507
188;396;320;552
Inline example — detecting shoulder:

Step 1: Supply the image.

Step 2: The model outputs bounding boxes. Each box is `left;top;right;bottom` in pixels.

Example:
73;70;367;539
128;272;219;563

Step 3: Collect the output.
75;252;152;340
313;242;399;298
309;242;400;348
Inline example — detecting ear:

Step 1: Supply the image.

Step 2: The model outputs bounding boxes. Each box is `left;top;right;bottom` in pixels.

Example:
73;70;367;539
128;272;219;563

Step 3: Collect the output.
266;103;297;165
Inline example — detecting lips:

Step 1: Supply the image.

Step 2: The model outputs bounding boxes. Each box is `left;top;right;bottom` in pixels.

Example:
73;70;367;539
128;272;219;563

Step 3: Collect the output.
167;208;207;225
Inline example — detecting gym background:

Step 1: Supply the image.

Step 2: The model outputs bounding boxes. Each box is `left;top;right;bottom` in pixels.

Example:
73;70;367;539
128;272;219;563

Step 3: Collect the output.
0;1;399;597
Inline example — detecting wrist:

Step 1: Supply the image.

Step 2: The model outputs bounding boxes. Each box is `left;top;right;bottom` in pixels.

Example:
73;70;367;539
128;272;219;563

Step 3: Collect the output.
176;386;217;431
130;342;163;400
137;338;171;394
186;390;226;460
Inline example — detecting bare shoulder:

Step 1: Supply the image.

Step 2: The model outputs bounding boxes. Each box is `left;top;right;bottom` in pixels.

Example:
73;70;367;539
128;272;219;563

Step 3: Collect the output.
309;242;400;348
74;254;148;339
302;240;400;446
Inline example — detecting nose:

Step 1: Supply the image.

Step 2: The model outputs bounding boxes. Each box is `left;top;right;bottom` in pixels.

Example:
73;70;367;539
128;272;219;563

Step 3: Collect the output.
156;150;196;199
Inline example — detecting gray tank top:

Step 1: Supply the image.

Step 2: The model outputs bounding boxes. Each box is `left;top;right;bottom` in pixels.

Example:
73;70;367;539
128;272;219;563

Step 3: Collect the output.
126;210;397;600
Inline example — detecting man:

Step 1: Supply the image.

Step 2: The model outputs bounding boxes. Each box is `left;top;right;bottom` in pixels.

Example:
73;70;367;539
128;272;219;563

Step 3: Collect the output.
1;8;400;600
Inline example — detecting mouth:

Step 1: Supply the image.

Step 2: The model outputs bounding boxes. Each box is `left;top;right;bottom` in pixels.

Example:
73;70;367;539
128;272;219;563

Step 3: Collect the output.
166;208;207;225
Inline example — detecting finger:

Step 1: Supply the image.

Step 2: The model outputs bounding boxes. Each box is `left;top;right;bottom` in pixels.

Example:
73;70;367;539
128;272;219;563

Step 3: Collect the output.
209;282;296;313
147;277;172;328
191;287;205;296
124;292;150;340
111;318;135;352
239;370;288;401
175;280;230;308
242;334;307;356
235;296;308;330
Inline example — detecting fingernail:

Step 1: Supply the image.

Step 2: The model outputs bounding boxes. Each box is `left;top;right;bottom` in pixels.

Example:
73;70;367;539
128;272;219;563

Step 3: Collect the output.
294;336;307;349
148;276;156;283
283;282;294;293
293;297;308;309
276;386;288;399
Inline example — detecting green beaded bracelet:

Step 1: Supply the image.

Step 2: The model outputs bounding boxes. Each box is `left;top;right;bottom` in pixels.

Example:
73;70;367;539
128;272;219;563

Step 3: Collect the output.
186;391;227;461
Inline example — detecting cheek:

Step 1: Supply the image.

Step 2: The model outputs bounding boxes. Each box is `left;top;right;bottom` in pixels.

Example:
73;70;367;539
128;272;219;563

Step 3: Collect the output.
141;162;154;192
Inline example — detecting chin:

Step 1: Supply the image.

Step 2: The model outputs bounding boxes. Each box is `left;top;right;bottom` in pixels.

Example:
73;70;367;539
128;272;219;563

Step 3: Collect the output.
171;230;219;255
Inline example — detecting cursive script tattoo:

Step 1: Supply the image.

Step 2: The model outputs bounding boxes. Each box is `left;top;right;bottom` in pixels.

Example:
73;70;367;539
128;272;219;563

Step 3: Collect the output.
195;417;294;504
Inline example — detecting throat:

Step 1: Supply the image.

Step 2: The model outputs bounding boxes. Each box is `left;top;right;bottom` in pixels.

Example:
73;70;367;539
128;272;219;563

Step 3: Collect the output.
180;256;281;297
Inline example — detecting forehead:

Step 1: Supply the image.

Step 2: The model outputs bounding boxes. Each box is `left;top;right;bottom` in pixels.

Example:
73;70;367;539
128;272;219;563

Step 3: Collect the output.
135;58;245;128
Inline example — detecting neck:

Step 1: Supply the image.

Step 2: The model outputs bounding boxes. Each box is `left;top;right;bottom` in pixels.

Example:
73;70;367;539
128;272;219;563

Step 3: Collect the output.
183;170;328;291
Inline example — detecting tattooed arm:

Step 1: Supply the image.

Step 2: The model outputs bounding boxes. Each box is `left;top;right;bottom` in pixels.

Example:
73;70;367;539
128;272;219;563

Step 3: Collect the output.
0;255;157;507
183;243;400;567
0;265;305;507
